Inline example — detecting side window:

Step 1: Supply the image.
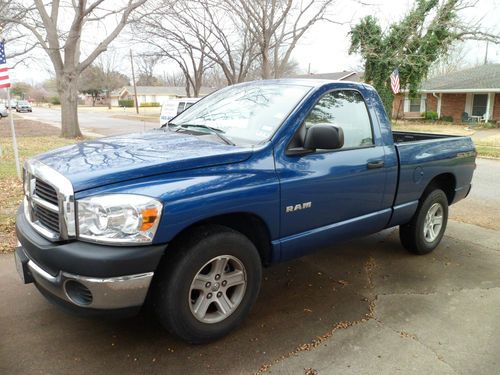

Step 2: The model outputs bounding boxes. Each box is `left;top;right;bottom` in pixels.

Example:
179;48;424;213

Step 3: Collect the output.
305;90;373;149
177;102;186;115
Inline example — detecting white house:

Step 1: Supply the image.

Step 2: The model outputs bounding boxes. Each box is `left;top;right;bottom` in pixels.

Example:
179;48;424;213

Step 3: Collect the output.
110;86;215;107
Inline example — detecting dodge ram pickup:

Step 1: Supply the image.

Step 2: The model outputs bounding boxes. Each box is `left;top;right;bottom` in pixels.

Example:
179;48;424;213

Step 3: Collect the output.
15;79;476;343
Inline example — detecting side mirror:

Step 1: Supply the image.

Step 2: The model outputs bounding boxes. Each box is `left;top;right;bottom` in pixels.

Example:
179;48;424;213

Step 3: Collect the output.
303;123;344;150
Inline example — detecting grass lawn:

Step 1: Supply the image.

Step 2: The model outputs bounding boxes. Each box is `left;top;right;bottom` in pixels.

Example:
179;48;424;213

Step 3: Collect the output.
0;120;80;253
393;121;500;158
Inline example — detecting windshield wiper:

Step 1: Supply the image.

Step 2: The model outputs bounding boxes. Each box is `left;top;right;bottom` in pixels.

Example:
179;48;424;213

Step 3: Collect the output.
175;124;235;146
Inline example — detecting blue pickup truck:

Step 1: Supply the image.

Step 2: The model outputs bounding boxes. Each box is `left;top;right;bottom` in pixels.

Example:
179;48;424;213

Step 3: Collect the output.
15;79;476;343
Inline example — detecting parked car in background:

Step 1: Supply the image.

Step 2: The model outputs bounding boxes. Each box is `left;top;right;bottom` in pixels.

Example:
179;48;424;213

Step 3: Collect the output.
7;100;17;109
16;100;32;113
0;106;8;118
160;98;199;126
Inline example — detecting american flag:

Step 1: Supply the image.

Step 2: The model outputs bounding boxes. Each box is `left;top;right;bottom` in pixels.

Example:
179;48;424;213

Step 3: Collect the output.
0;41;11;89
390;68;400;94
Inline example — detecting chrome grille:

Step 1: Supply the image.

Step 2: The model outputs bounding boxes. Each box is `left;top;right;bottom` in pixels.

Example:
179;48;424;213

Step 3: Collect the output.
24;160;76;241
33;204;60;235
34;179;58;206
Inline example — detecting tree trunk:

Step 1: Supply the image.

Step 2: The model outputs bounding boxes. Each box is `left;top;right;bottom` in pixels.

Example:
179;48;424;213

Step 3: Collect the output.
58;74;82;138
261;47;271;79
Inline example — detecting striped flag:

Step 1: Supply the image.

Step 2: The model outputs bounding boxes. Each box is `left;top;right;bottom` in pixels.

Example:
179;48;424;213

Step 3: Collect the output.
0;41;11;89
390;68;400;94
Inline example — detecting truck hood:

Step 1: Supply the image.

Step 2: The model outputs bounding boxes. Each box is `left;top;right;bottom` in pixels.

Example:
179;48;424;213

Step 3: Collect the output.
34;131;253;192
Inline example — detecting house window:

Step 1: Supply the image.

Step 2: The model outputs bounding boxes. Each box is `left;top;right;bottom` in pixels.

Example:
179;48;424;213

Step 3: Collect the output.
409;97;421;112
472;94;488;116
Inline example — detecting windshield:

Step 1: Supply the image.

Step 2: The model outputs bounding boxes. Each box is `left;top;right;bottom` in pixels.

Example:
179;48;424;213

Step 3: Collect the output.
170;82;311;145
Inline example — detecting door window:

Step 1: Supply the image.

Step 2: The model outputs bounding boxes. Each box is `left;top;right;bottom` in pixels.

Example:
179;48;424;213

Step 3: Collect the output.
177;102;186;114
305;90;373;149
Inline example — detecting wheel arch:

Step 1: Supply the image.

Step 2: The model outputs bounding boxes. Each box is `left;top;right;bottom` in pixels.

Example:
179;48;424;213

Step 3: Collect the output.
166;212;274;266
422;173;456;204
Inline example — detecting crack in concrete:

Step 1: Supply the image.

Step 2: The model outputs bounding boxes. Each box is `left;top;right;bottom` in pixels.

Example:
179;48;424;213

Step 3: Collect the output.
377;286;500;297
376;319;459;375
253;257;378;375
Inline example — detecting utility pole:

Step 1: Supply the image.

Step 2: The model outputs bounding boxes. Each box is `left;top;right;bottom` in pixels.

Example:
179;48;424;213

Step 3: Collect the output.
130;49;139;114
484;41;489;65
7;87;21;179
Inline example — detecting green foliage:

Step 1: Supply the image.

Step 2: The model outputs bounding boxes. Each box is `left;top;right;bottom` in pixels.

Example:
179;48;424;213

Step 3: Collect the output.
440;115;453;122
79;64;129;96
425;111;439;121
50;96;61;105
11;82;32;99
478;121;498;129
350;0;461;116
119;99;135;107
139;102;161;107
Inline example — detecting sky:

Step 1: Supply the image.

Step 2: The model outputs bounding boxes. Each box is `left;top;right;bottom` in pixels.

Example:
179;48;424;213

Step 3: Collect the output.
8;0;500;84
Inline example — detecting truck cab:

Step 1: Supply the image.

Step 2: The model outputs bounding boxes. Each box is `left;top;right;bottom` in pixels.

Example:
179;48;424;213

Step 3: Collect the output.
15;79;476;343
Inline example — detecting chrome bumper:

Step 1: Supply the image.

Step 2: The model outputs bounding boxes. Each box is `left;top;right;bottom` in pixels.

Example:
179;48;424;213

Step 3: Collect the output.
28;258;154;310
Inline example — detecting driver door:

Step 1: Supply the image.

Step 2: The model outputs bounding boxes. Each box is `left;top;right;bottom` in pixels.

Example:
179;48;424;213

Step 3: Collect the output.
275;89;391;259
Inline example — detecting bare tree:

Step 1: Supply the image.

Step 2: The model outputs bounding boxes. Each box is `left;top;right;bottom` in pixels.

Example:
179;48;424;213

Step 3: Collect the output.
138;0;258;89
225;0;337;79
428;42;471;77
135;53;163;85
95;52;130;107
1;0;146;137
163;71;186;87
136;1;215;96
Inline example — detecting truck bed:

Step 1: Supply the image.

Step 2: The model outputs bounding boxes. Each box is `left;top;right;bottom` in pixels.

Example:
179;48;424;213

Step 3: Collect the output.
392;130;476;210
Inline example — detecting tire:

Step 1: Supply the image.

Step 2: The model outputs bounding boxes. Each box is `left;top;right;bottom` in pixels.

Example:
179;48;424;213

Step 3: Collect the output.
153;224;262;344
399;189;449;255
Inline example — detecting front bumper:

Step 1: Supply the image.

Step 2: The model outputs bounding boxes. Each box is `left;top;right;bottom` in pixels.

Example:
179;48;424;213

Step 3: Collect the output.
15;206;166;311
16;245;154;309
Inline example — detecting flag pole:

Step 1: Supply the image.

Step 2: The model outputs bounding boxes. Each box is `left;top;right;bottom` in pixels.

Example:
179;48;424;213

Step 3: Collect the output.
7;87;21;180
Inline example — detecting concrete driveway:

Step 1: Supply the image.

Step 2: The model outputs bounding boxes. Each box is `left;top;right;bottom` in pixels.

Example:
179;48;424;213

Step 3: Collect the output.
1;219;499;375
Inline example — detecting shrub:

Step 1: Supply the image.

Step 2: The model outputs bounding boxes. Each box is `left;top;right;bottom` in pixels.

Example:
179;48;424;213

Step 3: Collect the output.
424;111;438;121
479;120;498;129
118;99;135;107
440;115;453;122
50;96;60;105
139;102;161;107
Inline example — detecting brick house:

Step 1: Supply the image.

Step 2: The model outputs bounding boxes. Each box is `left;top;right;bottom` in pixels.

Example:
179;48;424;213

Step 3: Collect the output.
392;64;500;123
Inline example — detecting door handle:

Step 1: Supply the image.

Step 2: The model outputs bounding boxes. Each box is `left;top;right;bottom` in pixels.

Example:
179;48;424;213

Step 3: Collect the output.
367;160;385;169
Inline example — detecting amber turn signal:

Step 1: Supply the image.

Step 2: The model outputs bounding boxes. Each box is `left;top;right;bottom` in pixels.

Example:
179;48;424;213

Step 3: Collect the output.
140;207;159;231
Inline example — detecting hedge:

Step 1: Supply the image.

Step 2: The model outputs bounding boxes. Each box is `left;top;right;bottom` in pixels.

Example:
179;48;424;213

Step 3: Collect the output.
118;99;135;107
50;96;61;105
140;102;161;107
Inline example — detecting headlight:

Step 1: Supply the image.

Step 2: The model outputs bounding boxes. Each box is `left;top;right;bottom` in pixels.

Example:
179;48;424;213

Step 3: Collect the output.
77;194;163;245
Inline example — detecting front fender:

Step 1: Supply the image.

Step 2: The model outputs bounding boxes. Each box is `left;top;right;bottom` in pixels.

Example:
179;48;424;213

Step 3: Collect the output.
75;147;280;245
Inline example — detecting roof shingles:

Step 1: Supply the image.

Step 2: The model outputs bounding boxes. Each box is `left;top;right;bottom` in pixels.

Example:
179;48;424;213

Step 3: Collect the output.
421;64;500;91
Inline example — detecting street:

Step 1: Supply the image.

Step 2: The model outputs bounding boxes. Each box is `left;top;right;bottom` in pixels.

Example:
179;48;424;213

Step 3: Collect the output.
0;158;499;374
17;107;159;136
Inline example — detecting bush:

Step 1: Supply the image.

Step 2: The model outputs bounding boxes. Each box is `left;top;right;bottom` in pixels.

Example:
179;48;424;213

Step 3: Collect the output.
440;115;453;122
50;96;60;105
479;120;499;129
139;102;160;107
118;99;135;107
424;111;438;121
